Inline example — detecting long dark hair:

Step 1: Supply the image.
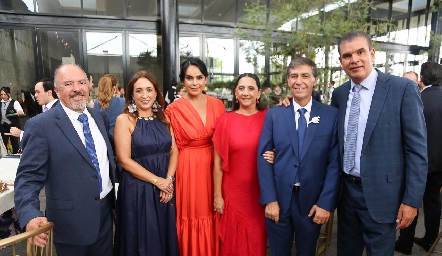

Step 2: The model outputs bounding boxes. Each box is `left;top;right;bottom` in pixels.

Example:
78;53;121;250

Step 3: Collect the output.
232;73;265;111
179;58;209;82
123;70;169;129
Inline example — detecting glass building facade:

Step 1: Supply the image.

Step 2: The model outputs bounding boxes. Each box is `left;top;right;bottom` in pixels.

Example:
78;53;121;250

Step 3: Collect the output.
0;0;440;116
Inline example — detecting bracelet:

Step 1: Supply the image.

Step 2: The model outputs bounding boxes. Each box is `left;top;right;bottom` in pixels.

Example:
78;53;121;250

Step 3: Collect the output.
152;178;158;185
167;175;175;182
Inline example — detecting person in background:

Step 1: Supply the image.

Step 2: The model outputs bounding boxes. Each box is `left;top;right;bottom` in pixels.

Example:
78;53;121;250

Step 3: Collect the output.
87;73;94;91
395;62;442;254
312;85;322;102
114;70;179;255
213;73;273;256
0;86;24;154
119;87;125;98
14;63;115;255
327;81;335;105
165;79;178;106
331;30;427;255
258;57;340;255
175;84;185;100
165;58;225;256
403;71;423;92
7;78;59;141
88;74;125;138
271;85;282;105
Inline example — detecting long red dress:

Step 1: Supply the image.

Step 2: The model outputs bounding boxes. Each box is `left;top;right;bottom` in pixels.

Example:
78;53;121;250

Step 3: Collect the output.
212;110;268;256
165;96;225;256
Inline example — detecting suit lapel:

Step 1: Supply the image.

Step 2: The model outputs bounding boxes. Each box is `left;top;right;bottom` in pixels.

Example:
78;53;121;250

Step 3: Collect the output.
284;101;300;159
300;101;320;160
53;104;96;169
362;70;389;151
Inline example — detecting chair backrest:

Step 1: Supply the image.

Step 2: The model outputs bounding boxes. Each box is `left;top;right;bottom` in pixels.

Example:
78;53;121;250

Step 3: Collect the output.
0;222;54;256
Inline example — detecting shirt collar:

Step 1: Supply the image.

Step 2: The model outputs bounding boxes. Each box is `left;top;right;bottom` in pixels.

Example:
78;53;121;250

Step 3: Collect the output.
1;98;11;104
45;99;58;109
60;101;91;122
351;68;378;91
422;85;432;91
292;97;312;114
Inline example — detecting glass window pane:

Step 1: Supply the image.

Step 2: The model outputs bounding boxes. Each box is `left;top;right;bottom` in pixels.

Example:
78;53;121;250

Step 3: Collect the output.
179;36;200;62
0;0;35;12
238;0;257;25
128;33;163;88
179;0;201;23
36;0;82;15
40;30;81;79
86;32;124;97
205;38;234;82
239;40;265;75
127;0;160;20
204;0;236;26
0;28;38;116
83;0;125;17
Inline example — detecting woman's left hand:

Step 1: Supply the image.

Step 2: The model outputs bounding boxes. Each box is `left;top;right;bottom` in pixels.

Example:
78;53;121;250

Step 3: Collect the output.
160;190;173;203
263;150;275;164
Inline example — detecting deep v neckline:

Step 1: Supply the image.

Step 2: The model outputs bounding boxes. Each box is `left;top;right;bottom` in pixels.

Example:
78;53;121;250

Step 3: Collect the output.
183;96;208;127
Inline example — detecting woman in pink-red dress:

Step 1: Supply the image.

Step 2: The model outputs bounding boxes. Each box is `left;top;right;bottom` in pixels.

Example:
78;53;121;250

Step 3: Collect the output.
213;73;271;256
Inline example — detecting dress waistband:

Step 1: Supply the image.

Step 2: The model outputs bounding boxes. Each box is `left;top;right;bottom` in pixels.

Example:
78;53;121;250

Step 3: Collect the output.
185;137;212;149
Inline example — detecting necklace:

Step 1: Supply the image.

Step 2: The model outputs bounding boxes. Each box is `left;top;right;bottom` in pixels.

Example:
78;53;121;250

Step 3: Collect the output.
138;115;157;121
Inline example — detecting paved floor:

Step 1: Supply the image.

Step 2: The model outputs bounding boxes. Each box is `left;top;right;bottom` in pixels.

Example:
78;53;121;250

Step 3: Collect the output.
1;191;441;256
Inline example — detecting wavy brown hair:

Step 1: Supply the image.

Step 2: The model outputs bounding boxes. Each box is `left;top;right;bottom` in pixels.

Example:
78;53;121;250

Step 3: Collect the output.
123;70;169;129
97;74;119;110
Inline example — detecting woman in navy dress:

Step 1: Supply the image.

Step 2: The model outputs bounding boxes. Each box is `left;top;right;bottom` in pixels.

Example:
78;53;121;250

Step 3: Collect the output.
114;70;179;256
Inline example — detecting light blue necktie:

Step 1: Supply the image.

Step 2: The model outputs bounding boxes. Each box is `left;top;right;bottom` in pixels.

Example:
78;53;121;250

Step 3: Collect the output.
78;113;102;192
343;84;362;173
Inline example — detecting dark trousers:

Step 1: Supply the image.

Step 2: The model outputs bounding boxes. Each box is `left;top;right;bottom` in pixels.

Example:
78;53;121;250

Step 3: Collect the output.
54;196;113;256
397;172;442;248
0;123;20;154
337;178;396;256
266;189;321;256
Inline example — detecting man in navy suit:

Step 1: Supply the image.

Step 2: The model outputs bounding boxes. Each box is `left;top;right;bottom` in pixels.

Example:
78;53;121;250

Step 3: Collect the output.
258;57;340;255
14;63;115;256
331;31;428;255
395;61;442;254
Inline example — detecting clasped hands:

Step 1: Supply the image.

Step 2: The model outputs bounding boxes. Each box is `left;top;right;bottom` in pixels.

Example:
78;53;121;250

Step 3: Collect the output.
265;202;330;225
154;177;174;203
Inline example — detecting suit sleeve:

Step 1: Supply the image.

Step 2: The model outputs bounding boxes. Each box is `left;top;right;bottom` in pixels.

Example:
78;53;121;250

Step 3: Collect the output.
257;110;277;205
14;118;47;230
401;81;428;207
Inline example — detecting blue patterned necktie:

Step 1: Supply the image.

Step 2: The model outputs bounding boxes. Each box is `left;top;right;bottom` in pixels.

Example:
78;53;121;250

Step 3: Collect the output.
298;108;307;154
343;84;362;173
78;113;102;192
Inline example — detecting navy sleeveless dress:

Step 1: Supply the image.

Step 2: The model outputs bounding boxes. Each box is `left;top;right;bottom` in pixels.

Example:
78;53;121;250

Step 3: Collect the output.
115;117;179;256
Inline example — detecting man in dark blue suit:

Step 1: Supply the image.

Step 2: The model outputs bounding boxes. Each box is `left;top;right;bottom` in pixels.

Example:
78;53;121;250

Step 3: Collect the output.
331;31;428;255
258;57;340;255
14;63;115;256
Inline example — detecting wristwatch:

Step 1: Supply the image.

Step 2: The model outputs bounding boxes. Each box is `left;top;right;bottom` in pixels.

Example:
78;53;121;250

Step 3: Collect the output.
167;175;175;182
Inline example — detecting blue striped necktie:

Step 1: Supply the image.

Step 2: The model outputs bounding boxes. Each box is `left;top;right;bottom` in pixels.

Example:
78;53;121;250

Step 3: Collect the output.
78;113;102;192
298;108;307;154
343;84;362;173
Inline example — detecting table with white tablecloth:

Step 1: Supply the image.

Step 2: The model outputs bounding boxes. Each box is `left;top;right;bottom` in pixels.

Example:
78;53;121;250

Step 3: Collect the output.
0;156;20;215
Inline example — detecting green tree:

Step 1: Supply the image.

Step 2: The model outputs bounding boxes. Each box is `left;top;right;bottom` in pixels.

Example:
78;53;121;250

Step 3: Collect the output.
237;0;389;93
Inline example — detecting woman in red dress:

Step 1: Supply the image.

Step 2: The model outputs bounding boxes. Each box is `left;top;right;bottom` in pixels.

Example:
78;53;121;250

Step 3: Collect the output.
212;73;272;256
165;58;225;256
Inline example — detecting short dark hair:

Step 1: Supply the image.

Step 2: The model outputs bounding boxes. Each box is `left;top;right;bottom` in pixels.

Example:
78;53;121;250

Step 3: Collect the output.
421;61;442;86
232;73;265;111
39;78;58;99
330;81;335;85
1;86;11;95
338;31;372;55
287;57;318;78
179;58;208;82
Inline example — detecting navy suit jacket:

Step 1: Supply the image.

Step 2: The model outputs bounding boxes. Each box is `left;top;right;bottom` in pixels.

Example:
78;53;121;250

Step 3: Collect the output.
421;86;442;174
14;103;115;245
331;69;428;223
257;100;340;216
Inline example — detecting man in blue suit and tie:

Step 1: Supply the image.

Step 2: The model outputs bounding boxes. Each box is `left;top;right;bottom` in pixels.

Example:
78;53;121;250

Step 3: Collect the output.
331;31;428;255
258;57;340;255
14;63;115;256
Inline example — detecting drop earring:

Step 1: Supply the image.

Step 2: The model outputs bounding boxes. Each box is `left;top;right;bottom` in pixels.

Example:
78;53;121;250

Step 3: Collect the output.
152;100;161;113
128;99;137;113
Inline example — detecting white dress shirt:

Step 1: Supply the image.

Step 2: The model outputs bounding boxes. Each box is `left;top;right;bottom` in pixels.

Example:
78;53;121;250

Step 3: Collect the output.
343;68;378;177
61;102;112;199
